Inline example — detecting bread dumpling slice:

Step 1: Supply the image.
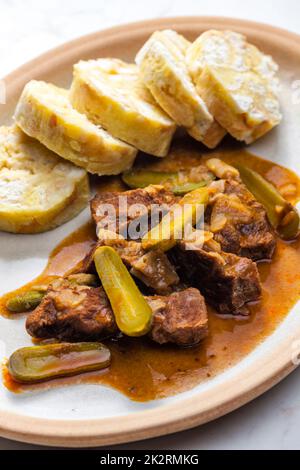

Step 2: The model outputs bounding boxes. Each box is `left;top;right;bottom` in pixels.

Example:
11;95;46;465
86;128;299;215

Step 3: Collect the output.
186;30;282;143
136;30;225;148
0;125;89;233
70;58;176;157
14;80;137;176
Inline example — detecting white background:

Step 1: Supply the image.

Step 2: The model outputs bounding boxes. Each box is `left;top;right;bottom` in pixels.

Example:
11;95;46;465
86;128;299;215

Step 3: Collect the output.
1;0;300;450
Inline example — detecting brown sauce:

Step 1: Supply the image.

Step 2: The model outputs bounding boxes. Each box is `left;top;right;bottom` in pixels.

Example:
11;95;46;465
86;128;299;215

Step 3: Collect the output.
2;143;300;401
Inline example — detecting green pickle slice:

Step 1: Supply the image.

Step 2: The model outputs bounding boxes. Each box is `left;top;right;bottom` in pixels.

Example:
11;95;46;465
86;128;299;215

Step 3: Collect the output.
8;342;111;384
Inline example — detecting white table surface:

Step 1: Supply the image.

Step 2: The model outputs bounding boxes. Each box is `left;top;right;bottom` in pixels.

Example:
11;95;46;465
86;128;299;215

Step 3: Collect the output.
1;0;300;450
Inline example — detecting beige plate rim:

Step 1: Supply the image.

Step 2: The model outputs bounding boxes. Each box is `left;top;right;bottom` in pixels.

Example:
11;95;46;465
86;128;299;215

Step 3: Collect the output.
0;16;300;447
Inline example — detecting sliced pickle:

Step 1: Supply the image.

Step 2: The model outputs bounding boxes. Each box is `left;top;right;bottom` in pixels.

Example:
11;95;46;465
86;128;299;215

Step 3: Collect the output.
94;246;152;337
6;291;45;313
8;342;111;384
237;165;300;240
122;168;214;194
6;274;99;313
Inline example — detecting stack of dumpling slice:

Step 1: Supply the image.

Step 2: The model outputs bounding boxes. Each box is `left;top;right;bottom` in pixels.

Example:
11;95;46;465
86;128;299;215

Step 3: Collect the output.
0;28;282;233
136;28;281;145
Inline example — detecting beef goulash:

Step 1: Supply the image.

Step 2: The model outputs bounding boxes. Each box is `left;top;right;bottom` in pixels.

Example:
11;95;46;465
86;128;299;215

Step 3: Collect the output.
2;150;300;396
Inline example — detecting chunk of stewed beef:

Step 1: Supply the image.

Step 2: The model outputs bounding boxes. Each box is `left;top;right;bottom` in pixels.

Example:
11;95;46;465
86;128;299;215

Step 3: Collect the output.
26;280;117;342
208;178;276;261
171;242;261;315
148;288;208;345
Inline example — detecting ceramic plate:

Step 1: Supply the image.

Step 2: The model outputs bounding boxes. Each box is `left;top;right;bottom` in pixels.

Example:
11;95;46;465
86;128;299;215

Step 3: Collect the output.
1;16;300;447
